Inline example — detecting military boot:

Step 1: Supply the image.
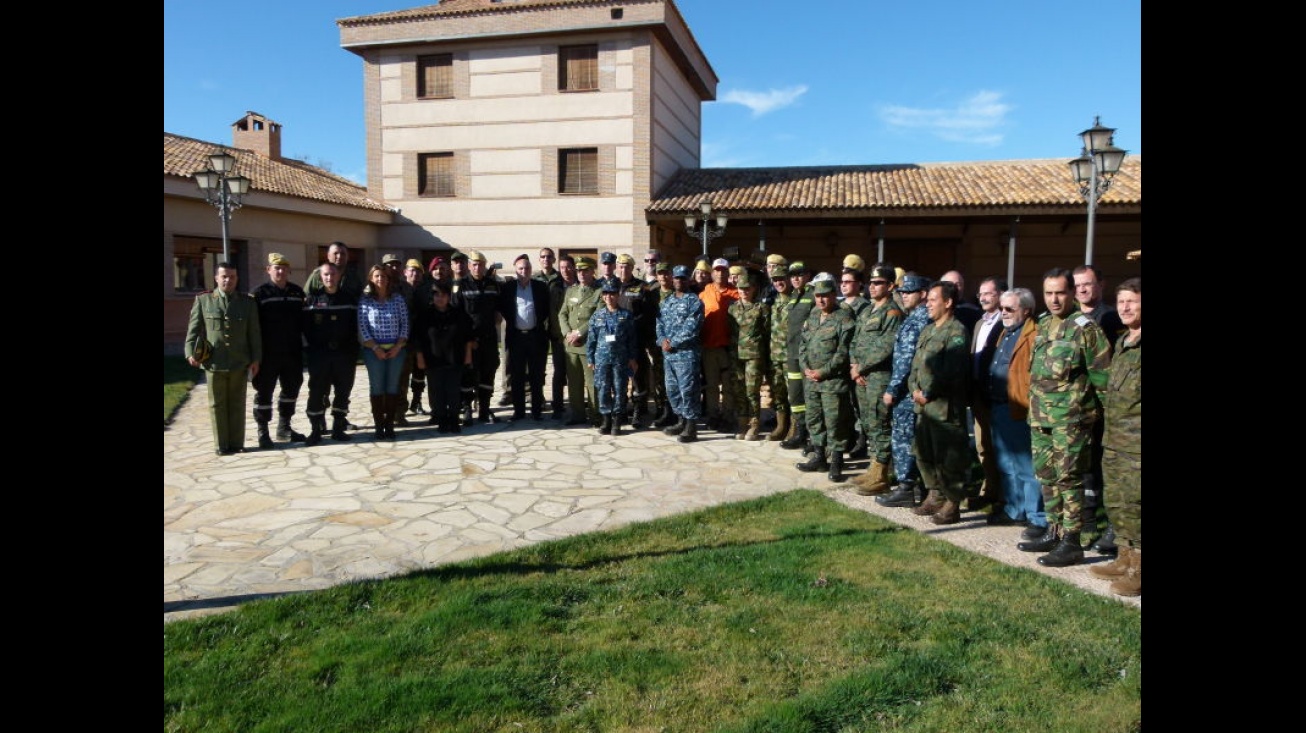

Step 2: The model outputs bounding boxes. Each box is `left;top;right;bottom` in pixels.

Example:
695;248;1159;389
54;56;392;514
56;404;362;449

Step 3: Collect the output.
610;414;623;436
664;417;687;436
876;481;917;508
912;489;945;516
599;414;613;435
409;389;426;415
746;417;765;441
1092;524;1119;556
931;499;962;525
1109;548;1141;596
677;418;698;443
654;403;677;429
330;415;352;442
854;460;892;496
827;451;845;482
767;410;789;441
257;422;275;450
1089;545;1133;581
1017;524;1060;553
781;419;809;450
796;446;828;473
847;431;868;460
735;416;752;440
1038;532;1084;567
276;415;307;443
305;415;325;446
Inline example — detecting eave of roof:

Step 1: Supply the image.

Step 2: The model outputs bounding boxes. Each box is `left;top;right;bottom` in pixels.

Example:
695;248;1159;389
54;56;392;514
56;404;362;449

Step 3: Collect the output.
163;132;394;213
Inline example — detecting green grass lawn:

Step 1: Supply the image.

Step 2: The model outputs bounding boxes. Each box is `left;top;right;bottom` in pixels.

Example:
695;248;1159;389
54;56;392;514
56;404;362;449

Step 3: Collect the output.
164;354;198;426
163;490;1141;733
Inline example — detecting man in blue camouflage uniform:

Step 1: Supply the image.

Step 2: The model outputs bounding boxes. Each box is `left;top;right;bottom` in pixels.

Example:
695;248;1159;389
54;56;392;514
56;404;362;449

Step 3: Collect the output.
587;279;639;436
875;273;933;507
657;265;705;443
1017;267;1112;568
795;279;855;482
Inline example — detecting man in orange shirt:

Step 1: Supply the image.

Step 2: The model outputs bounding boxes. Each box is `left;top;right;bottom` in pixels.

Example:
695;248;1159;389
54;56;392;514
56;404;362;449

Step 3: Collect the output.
698;258;740;431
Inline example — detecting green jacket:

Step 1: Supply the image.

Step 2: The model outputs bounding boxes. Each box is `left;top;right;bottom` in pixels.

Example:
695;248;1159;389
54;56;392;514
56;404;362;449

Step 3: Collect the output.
798;307;853;393
1029;305;1111;428
908;317;969;424
1103;332;1141;454
850;298;904;378
557;282;603;355
186;290;262;372
729;300;770;360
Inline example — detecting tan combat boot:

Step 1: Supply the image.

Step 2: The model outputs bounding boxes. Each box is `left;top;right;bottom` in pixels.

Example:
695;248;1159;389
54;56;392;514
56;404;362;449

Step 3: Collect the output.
1109;548;1141;596
913;489;945;516
1089;546;1133;581
931;499;962;525
745;417;763;441
735;416;751;440
854;459;891;496
767;410;789;441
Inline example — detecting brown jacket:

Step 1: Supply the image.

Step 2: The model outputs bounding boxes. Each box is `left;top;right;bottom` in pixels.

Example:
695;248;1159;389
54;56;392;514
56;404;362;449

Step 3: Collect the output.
1006;318;1037;421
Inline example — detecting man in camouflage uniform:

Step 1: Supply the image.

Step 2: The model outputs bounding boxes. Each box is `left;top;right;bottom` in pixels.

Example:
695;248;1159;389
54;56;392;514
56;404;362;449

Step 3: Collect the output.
649;262;677;428
558;257;603;426
1017;267;1112;568
587;279;639;436
186;262;262;456
795;279;855;482
848;265;904;495
780;261;816;451
765;263;794;441
728;271;770;440
251;252;308;449
657;265;705;443
907;281;973;525
838;257;871;459
875;274;933;508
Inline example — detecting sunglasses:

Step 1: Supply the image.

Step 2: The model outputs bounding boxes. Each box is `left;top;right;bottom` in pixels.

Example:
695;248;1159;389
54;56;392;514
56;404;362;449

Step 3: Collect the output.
1000;306;1020;313
869;280;891;286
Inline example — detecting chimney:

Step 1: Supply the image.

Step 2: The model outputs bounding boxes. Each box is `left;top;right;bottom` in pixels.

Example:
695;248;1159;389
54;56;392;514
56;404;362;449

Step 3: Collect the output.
231;111;281;160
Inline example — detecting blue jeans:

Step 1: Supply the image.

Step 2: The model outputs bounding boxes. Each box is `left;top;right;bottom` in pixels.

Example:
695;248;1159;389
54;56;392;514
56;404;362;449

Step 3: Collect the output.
362;347;406;395
989;401;1045;527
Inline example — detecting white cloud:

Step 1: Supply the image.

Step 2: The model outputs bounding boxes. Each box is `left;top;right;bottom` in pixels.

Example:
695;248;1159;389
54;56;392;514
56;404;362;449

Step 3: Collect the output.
720;85;809;117
878;90;1011;146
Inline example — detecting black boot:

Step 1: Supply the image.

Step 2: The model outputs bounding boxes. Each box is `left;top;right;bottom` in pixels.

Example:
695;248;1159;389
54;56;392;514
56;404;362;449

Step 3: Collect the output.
827;451;845;482
409;391;426;415
781;420;809;450
479;392;497;424
331;415;352;442
654;403;676;428
677;418;698;443
371;395;386;440
276;415;307;443
257;423;275;450
305;416;325;446
1038;532;1085;567
1092;524;1118;556
847;431;868;460
610;414;623;436
599;414;613;435
663;417;687;436
876;481;916;507
1017;525;1060;553
796;446;828;473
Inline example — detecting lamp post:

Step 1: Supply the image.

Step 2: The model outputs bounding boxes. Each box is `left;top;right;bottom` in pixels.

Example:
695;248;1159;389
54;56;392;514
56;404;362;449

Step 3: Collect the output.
193;151;252;264
1068;117;1127;266
684;199;727;257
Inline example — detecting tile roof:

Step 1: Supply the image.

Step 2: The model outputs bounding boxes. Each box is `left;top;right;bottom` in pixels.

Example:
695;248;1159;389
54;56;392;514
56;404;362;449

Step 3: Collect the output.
338;0;608;25
163;132;394;213
648;158;1141;215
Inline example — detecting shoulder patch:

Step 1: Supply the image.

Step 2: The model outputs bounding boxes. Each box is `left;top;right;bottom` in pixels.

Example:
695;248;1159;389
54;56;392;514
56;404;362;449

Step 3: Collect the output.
1074;315;1091;327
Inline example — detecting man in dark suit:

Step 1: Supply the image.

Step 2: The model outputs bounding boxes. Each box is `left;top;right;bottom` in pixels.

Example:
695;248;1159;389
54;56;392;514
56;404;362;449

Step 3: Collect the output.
499;253;552;421
969;276;1008;514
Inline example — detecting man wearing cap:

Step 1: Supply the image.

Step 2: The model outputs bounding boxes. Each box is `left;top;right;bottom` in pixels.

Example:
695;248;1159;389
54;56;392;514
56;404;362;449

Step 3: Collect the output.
796;278;855;482
301;260;360;444
596;251;619;291
657;264;705;442
648;261;676;427
728;271;770;440
780;261;817;451
250;252;309;449
698;257;741;432
187;262;261;455
587;279;639;436
453;250;504;424
838;259;871;460
764;263;793;441
533;247;569;420
848;264;905;495
614;253;658;429
402;259;430;417
760;253;788;306
557;256;604;426
690;258;711;293
305;241;363;299
876;273;934;508
498;253;552;421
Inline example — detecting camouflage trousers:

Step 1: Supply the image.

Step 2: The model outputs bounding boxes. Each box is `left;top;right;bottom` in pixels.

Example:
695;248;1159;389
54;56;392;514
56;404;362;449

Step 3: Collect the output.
664;351;701;420
889;398;919;484
1102;446;1141;550
702;347;741;420
803;381;853;453
769;357;789;412
594;361;632;416
1031;421;1092;532
733;357;767;418
913;413;972;502
857;372;893;463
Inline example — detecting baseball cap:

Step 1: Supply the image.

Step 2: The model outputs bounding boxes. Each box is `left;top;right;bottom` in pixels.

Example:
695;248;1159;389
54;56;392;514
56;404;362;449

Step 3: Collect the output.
450;251;468;261
381;253;402;265
813;280;836;295
712;258;729;269
575;256;595;270
601;279;620;293
737;272;755;289
465;250;487;263
770;264;790;278
812;271;834;283
654;262;672;273
616;253;635;265
267;252;290;267
694;260;712;273
405;259;423;270
789;260;808;274
765;253;788;266
728;265;744;276
899;274;931;293
600;251;617;264
672;265;690;278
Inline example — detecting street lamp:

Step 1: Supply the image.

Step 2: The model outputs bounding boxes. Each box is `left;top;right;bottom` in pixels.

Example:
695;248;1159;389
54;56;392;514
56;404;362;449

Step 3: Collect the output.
1068;117;1127;266
684;199;727;257
193;151;252;264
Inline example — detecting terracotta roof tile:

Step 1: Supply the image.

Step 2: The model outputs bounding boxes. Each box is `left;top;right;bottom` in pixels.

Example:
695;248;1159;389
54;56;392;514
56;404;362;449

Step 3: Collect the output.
163;132;393;213
648;158;1141;215
339;0;603;25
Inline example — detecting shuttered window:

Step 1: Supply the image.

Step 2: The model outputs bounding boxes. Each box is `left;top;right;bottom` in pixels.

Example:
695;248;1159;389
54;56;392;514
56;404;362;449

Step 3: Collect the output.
419;152;455;197
418;54;453;98
559;44;598;91
559;148;597;194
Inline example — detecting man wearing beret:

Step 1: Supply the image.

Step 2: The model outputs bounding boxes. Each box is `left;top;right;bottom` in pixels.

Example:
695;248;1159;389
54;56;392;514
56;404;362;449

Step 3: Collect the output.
251;252;308;449
186;262;261;455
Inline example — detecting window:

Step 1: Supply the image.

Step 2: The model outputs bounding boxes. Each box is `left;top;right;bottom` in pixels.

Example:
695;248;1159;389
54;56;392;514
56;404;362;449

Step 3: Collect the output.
173;236;238;292
559;148;598;194
419;153;455;197
559;44;598;91
417;54;453;98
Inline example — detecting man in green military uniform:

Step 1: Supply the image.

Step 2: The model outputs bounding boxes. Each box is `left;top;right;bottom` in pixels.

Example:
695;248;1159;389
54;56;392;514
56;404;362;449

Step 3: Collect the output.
847;264;904;495
186;262;262;456
1017;267;1112;567
728;271;770;440
558;256;604;426
766;263;793;441
907;280;973;525
795;279;855;482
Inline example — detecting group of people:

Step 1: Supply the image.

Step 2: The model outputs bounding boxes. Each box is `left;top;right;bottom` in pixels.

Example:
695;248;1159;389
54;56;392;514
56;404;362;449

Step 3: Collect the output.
184;243;1140;596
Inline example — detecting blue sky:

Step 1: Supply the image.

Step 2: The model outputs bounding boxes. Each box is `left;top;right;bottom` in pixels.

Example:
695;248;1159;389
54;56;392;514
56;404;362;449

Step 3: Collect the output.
164;0;1141;185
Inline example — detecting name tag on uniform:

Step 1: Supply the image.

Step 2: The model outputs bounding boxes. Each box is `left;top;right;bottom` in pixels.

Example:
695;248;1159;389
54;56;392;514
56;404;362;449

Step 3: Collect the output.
605;334;616;343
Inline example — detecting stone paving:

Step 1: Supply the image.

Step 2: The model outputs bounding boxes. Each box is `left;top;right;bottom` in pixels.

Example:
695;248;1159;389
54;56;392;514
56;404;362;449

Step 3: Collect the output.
165;364;1139;623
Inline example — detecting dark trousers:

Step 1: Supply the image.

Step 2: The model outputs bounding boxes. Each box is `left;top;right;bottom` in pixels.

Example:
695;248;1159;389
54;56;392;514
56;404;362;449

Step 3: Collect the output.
427;364;462;425
252;354;303;424
306;351;357;421
465;333;501;410
507;329;548;415
548;335;567;412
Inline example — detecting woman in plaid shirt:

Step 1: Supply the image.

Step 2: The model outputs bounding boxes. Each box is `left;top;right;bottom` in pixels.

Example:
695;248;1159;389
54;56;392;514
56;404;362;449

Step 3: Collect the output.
358;265;409;439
